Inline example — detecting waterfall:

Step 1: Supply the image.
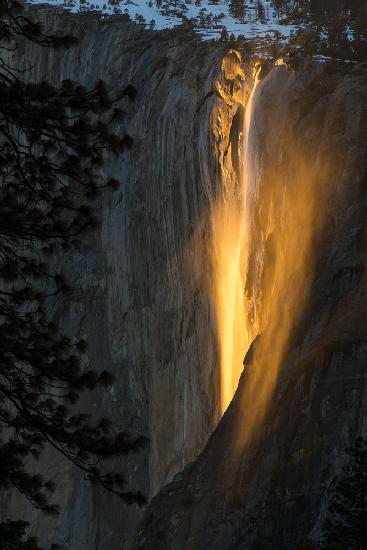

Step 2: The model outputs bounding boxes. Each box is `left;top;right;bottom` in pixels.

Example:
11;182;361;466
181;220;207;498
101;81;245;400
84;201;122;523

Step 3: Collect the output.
209;69;261;414
232;67;334;450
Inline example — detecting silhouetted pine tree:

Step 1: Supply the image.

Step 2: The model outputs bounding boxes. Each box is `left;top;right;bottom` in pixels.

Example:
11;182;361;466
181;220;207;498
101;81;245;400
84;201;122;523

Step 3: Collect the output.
0;520;45;549
0;0;146;515
295;536;317;550
320;438;367;550
220;25;229;41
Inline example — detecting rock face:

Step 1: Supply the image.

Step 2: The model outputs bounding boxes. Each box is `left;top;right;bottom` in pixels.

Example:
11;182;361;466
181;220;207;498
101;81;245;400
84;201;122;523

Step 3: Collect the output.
132;61;367;549
2;7;250;549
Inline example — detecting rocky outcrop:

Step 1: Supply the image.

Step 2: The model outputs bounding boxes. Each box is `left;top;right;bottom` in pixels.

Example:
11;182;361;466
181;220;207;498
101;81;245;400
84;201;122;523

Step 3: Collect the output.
132;61;367;549
2;7;251;549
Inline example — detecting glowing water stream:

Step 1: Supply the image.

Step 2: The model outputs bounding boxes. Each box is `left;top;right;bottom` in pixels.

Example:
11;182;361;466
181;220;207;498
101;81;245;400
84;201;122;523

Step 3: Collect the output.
191;64;332;443
210;71;260;413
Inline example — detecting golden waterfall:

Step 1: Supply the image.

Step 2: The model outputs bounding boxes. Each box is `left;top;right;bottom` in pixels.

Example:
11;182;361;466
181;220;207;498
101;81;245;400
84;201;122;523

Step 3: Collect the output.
210;70;260;413
208;63;331;442
187;61;332;447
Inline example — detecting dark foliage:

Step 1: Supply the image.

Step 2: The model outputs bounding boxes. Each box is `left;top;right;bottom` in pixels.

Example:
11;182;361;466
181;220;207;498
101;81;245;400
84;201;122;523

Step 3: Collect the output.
0;0;146;516
295;536;318;550
0;520;46;550
320;438;367;550
273;0;367;60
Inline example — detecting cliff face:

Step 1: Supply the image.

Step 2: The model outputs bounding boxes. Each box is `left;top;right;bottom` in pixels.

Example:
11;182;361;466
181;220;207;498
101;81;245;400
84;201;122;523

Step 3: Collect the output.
3;8;250;549
132;61;367;549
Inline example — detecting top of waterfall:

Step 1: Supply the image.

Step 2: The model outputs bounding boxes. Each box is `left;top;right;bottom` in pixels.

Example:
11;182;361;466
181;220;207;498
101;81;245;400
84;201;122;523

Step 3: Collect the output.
29;0;366;61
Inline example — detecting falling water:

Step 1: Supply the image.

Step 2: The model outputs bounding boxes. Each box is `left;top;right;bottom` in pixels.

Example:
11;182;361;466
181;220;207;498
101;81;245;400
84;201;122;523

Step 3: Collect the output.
210;70;261;413
187;62;333;448
232;66;333;450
